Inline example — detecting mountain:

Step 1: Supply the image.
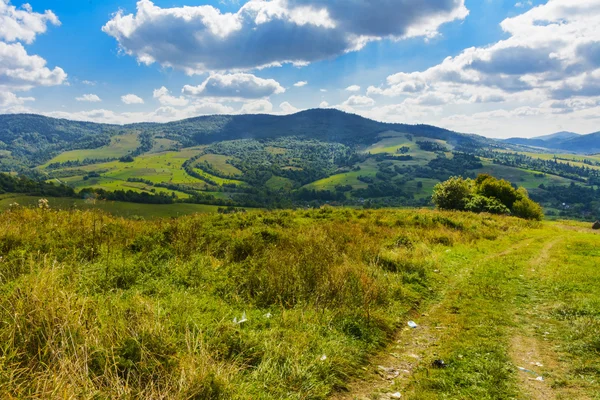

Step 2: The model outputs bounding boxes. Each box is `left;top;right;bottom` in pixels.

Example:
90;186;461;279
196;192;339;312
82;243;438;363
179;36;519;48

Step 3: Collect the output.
534;131;580;141
504;131;600;154
0;109;488;167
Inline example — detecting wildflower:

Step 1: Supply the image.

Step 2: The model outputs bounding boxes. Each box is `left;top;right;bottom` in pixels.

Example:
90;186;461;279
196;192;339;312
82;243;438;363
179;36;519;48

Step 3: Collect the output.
38;198;50;210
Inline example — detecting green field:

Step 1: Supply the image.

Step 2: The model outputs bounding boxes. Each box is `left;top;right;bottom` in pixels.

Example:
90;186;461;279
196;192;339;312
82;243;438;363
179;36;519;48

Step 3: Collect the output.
304;160;379;191
0;194;226;218
1;207;599;399
42;133;141;166
198;154;243;176
476;162;578;189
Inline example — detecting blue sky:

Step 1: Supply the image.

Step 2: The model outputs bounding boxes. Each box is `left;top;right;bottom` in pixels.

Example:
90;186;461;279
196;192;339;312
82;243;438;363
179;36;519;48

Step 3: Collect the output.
1;0;599;138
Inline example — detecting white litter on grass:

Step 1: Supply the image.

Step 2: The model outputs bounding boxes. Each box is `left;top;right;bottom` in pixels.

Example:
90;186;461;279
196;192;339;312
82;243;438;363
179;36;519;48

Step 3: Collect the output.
320;355;327;361
264;312;272;319
531;362;543;367
536;376;544;381
408;321;418;329
390;392;402;398
234;312;248;325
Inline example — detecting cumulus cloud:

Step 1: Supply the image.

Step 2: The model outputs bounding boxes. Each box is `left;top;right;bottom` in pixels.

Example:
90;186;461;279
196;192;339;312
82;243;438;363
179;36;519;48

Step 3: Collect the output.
343;95;375;108
319;101;329;108
0;0;60;44
102;0;468;73
369;0;600;102
40;100;236;125
153;86;189;106
76;94;101;102
345;85;361;92
294;81;308;87
0;90;34;107
0;2;66;96
121;94;144;104
0;41;67;91
279;101;298;114
240;99;273;114
182;73;284;99
360;0;600;137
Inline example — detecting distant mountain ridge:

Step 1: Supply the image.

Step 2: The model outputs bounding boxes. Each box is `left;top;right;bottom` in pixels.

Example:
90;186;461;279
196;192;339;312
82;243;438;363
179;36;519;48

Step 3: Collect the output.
504;130;600;154
534;131;580;141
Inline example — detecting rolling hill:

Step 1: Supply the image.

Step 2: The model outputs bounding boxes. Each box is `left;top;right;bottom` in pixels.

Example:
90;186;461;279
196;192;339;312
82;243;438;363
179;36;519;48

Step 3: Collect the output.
0;110;599;220
0;110;488;167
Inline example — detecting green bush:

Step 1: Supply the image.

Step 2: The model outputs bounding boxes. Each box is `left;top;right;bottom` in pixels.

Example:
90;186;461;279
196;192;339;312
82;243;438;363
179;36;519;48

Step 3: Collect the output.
464;195;510;215
512;197;544;221
433;174;543;220
431;176;472;211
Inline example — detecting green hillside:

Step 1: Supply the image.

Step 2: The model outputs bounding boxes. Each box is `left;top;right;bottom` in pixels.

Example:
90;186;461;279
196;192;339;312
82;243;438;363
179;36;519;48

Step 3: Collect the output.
1;111;599;220
1;207;598;398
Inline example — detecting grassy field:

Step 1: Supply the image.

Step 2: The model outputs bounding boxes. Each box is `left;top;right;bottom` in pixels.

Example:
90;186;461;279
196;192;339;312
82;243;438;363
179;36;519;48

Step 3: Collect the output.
0;195;226;218
305;160;380;191
1;207;598;399
497;150;600;171
198;154;243;176
336;219;600;400
476;162;577;189
42;133;140;166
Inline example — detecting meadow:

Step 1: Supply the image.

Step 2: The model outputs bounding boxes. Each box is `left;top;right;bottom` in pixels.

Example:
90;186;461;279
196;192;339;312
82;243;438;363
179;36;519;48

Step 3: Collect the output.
0;195;226;219
0;206;598;399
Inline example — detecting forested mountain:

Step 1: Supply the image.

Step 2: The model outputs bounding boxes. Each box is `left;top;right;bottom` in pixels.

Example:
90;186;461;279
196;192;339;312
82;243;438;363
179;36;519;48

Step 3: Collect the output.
0;110;489;167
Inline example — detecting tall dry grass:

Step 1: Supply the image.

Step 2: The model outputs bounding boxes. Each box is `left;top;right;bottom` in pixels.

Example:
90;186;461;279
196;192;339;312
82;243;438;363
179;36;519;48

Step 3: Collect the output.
0;205;534;399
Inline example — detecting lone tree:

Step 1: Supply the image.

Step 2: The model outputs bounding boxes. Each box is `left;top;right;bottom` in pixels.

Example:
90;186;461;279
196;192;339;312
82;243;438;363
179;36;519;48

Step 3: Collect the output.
432;174;544;220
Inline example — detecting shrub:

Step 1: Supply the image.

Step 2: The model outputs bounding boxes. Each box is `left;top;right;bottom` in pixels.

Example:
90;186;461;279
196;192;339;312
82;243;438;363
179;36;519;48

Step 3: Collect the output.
512;197;544;221
432;176;472;211
475;174;520;209
465;195;511;215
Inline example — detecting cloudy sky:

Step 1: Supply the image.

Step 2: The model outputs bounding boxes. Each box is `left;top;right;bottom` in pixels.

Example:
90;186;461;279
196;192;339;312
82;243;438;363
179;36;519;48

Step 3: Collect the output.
1;0;599;138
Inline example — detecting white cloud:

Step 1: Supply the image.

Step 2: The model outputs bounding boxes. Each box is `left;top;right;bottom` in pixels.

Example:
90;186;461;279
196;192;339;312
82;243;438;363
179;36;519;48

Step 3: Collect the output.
82;80;96;86
40;100;236;125
0;90;34;107
319;101;329;108
279;101;298;114
240;99;273;114
0;41;67;91
76;94;101;102
293;81;308;87
343;95;375;107
0;0;60;44
153;86;189;106
320;89;327;92
102;0;468;73
360;0;600;137
515;1;533;8
182;73;285;99
345;85;361;92
121;94;144;104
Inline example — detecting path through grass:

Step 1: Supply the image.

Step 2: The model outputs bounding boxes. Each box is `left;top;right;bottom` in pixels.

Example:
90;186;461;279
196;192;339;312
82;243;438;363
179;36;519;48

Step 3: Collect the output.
336;222;600;399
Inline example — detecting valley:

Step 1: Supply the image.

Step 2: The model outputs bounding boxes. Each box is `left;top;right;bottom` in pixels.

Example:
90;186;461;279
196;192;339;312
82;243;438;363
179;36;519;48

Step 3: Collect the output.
1;110;598;220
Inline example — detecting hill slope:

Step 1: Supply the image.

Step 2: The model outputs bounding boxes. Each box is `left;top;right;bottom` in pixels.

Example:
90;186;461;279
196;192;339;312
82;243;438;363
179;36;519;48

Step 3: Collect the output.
0;110;487;167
